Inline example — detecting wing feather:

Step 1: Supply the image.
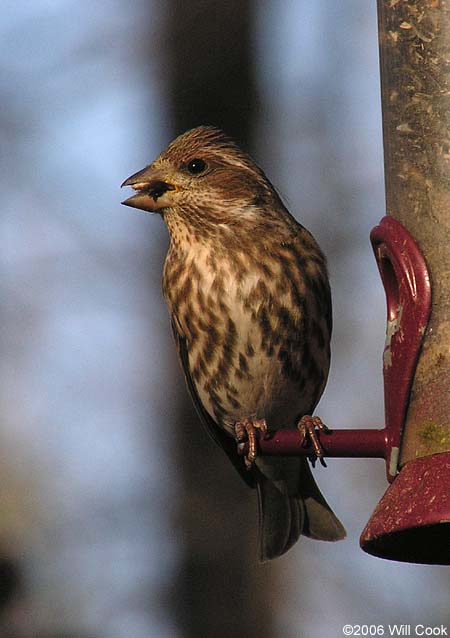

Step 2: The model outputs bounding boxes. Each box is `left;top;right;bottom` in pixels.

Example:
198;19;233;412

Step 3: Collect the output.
171;320;255;488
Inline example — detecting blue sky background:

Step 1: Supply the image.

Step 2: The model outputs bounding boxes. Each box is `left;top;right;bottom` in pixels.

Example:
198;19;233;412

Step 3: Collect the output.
1;2;449;636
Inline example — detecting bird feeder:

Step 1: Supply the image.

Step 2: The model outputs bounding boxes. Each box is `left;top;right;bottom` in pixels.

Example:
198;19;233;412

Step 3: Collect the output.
239;0;450;564
360;0;450;564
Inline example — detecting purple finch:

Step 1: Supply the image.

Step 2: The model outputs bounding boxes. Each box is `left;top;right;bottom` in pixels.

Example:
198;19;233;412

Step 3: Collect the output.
122;126;345;560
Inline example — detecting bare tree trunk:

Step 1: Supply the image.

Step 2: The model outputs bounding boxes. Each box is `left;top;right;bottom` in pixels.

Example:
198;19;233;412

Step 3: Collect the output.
166;2;276;636
168;0;258;145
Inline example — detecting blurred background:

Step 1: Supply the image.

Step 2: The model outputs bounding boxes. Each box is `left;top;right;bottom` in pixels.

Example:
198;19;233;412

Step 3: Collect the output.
1;1;449;636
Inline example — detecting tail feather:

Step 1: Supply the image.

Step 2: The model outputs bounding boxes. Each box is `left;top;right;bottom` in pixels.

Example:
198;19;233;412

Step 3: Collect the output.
255;457;346;561
256;477;304;562
299;460;346;541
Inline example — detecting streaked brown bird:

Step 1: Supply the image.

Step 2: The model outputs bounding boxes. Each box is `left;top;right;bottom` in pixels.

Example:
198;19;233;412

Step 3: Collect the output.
122;126;346;560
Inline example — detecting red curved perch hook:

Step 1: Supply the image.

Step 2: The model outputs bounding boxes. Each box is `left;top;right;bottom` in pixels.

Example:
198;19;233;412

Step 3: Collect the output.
237;217;431;481
370;216;431;480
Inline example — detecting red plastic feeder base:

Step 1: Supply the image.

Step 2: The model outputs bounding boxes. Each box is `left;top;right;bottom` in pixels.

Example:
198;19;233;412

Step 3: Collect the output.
360;452;450;564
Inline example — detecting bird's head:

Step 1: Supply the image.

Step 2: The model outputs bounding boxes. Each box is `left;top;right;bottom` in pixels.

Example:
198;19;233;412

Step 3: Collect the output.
121;126;283;227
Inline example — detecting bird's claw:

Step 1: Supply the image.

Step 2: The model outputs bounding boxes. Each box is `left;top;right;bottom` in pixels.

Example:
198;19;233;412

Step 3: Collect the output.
235;418;268;469
297;415;330;467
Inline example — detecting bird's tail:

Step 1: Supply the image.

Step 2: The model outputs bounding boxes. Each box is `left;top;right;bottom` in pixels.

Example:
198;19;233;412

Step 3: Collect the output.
255;457;346;562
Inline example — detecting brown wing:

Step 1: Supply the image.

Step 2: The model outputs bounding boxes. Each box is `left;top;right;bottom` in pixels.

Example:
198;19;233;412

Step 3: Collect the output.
171;320;255;488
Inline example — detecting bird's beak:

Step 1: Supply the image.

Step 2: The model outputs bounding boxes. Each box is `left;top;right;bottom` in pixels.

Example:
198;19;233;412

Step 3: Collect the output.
121;166;176;212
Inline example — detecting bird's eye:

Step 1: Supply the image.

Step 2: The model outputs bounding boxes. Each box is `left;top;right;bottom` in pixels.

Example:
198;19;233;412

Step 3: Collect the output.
187;158;207;175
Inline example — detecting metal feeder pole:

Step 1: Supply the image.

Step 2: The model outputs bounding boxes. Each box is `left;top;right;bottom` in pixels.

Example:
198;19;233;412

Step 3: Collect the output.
375;0;450;463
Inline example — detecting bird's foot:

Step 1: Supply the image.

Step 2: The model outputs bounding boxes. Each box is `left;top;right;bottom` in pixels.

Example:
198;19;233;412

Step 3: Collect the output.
297;415;330;467
235;418;268;469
